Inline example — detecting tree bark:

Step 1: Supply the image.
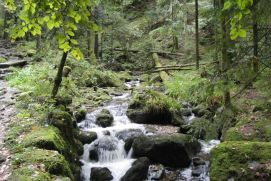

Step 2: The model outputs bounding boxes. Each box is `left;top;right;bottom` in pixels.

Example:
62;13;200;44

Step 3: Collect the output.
252;2;259;73
195;0;200;69
51;52;68;98
94;32;99;59
3;10;9;39
220;0;231;108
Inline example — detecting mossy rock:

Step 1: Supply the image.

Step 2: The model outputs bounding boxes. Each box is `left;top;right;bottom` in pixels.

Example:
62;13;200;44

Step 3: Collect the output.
50;110;73;132
22;126;68;154
85;70;123;88
78;131;97;144
96;113;114;128
210;141;271;181
224;119;271;142
55;95;73;107
213;108;238;139
12;148;73;179
74;108;87;122
11;167;52;181
183;118;218;140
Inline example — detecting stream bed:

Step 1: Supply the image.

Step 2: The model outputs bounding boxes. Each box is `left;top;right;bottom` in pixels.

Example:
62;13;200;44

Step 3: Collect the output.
78;80;220;181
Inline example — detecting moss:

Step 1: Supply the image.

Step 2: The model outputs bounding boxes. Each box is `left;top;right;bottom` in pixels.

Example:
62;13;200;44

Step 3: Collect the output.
85;69;123;88
74;108;87;122
186;118;218;140
0;56;7;63
55;95;73;107
12;148;73;179
224;119;271;142
210;141;271;181
11;167;52;181
22;126;68;155
50;110;73;131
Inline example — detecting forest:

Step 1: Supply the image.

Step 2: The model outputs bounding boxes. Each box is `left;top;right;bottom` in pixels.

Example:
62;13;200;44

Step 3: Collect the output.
0;0;270;180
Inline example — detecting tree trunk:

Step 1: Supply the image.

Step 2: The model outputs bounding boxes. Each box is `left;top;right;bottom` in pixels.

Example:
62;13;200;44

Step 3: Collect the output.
3;10;9;39
220;0;231;108
195;0;200;69
252;3;259;73
172;0;179;50
94;33;99;59
51;52;68;98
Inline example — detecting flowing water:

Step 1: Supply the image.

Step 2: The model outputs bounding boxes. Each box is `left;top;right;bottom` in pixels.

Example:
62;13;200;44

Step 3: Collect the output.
78;80;146;181
78;80;220;181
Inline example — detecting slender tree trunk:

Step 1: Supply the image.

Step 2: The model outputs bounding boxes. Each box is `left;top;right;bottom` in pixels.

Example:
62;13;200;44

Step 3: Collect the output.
3;10;9;39
195;0;200;69
100;32;103;61
172;0;179;50
220;0;231;108
94;32;99;59
51;52;68;98
252;4;259;73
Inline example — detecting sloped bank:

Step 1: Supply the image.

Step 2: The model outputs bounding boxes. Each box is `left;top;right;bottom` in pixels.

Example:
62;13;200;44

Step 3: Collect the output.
7;96;85;180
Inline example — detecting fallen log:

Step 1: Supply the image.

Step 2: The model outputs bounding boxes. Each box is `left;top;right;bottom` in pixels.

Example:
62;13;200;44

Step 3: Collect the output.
0;60;27;68
151;68;193;73
152;53;170;82
112;48;184;57
152;62;210;69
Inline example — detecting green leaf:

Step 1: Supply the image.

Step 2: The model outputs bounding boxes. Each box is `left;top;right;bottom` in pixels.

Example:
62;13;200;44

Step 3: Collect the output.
223;1;232;10
238;29;247;38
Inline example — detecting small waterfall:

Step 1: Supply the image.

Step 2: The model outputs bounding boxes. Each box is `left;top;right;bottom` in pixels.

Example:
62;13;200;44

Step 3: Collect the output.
179;140;220;181
79;80;145;181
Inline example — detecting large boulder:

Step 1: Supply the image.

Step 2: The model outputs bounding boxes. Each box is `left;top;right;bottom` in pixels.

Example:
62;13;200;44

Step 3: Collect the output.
90;167;113;181
121;157;150;181
96;109;114;128
132;134;201;167
126;107;172;125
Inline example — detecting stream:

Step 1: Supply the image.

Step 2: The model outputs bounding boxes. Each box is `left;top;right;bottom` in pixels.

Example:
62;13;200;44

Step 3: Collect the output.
78;80;220;181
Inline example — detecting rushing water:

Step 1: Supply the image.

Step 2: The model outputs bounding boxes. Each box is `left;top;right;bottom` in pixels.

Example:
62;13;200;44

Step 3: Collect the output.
78;80;146;181
78;80;220;181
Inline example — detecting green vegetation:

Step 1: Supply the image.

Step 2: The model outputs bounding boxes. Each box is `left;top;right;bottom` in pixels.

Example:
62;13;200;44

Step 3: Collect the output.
210;141;271;181
0;0;271;180
12;148;73;179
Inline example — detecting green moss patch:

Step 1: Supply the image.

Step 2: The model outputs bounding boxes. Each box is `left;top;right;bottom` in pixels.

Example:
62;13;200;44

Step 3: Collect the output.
22;126;68;154
12;148;73;179
12;167;52;181
224;119;271;142
210;141;271;181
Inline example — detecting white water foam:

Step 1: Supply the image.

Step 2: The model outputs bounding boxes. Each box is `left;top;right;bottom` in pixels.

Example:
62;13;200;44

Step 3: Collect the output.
79;81;144;181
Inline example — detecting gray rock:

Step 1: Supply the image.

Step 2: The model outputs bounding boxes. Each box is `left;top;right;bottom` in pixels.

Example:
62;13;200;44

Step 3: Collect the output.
116;129;144;141
78;131;97;145
96;110;113;128
89;150;99;161
121;157;150;181
90;167;113;181
132;134;201;167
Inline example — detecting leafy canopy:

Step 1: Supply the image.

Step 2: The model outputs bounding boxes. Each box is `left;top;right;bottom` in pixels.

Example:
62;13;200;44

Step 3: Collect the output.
223;0;254;40
5;0;98;60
